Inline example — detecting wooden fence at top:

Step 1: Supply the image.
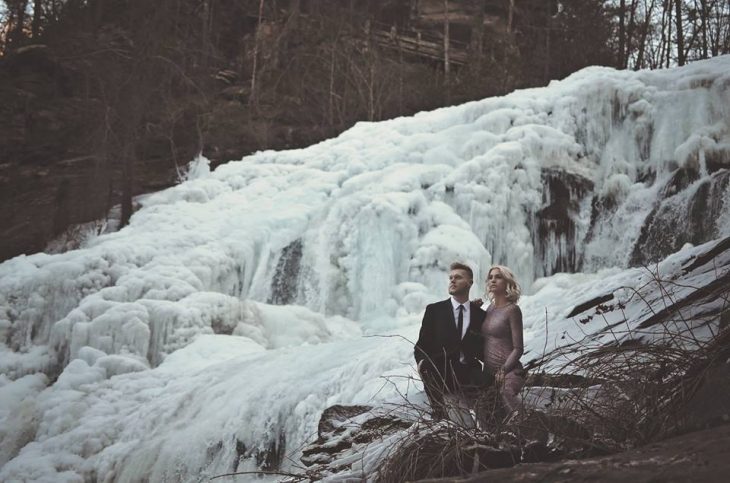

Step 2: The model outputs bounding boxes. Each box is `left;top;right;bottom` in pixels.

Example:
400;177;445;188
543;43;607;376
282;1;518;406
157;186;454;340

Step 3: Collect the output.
366;20;471;66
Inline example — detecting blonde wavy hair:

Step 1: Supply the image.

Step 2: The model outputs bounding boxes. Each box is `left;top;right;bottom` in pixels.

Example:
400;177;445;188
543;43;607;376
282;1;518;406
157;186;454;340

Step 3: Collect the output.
486;265;521;303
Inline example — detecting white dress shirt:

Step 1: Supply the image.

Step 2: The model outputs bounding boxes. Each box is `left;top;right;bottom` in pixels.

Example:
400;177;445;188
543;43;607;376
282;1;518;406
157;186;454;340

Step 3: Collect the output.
450;297;470;363
450;297;470;340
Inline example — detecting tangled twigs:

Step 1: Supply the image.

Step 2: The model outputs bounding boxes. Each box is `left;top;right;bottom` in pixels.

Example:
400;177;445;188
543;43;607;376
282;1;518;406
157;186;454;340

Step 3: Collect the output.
379;264;729;481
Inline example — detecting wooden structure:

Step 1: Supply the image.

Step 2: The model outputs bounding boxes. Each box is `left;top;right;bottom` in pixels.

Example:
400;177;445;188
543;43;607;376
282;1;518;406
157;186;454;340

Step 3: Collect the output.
367;19;470;66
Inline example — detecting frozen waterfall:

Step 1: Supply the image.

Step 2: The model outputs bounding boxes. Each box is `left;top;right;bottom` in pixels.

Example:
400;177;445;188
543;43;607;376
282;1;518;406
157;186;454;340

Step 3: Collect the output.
1;56;730;481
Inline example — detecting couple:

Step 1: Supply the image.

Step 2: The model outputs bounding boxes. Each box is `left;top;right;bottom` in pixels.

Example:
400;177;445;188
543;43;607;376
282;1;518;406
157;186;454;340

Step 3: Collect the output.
414;262;524;421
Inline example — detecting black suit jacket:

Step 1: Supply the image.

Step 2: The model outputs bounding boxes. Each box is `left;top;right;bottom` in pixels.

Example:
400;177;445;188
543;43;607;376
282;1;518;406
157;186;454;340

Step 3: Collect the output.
414;299;485;377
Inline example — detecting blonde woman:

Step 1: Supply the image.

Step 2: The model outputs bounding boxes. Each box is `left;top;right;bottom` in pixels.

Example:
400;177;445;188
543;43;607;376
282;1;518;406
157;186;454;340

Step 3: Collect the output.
481;265;524;419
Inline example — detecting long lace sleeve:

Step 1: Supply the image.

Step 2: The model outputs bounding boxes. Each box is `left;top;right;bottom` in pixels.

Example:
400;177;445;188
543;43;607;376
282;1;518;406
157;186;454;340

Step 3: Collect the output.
503;305;524;373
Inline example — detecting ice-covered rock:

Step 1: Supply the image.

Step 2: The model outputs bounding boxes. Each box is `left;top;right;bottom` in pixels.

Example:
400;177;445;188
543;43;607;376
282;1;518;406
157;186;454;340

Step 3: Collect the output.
1;57;730;481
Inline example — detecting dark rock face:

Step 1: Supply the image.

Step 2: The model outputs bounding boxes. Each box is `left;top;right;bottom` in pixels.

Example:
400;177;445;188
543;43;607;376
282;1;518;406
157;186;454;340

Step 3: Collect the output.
631;169;729;266
637;269;730;332
300;404;412;469
268;239;304;305
706;147;730;174
683;236;730;273
531;159;728;276
659;165;701;198
298;404;425;481
566;293;614;318
233;431;286;473
300;402;599;480
532;169;593;278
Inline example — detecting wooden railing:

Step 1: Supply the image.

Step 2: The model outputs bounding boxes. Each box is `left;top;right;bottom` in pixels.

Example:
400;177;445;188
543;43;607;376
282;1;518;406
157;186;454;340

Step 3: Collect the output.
366;20;471;66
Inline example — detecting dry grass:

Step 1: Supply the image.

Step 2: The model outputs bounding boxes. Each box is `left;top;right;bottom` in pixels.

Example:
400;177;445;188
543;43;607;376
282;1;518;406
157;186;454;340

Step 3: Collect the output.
376;268;730;481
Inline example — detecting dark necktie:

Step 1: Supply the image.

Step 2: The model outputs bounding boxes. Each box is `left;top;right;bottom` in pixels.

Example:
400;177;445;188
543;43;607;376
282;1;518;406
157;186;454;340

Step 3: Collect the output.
457;304;464;340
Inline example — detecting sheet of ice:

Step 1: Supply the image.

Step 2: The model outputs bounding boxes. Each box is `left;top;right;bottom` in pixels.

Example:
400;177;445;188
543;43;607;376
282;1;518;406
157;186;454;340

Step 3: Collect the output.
1;57;730;481
2;57;729;376
3;236;726;482
522;238;730;371
0;329;420;482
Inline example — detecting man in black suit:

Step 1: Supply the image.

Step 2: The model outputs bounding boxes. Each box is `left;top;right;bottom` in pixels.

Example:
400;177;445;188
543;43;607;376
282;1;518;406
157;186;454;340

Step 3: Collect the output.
414;262;486;418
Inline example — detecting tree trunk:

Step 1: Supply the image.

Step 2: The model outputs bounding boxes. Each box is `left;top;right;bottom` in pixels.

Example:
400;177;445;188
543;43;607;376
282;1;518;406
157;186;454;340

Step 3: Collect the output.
508;0;515;33
675;0;685;65
544;5;551;82
398;26;404;113
619;0;626;67
249;0;265;107
635;0;656;68
201;0;210;66
443;0;450;82
119;142;134;229
710;0;729;56
625;0;639;68
10;0;29;47
657;0;668;67
32;0;43;39
700;0;709;58
328;43;335;126
666;0;673;67
473;1;485;70
368;60;375;121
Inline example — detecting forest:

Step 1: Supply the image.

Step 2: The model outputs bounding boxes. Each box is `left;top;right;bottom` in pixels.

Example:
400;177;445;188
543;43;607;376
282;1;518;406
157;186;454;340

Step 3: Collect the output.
2;3;730;482
1;0;729;259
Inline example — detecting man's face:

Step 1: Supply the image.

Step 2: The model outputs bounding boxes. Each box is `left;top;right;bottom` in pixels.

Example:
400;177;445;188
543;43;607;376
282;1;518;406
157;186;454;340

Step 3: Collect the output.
448;269;473;297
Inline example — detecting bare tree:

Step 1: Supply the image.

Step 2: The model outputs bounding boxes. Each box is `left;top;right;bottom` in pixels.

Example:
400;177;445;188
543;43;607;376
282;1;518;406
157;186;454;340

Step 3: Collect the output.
700;0;709;58
675;0;686;64
625;0;640;67
635;0;657;69
666;0;674;66
4;0;29;50
619;0;627;66
443;0;450;90
508;0;515;33
31;0;43;39
249;0;265;107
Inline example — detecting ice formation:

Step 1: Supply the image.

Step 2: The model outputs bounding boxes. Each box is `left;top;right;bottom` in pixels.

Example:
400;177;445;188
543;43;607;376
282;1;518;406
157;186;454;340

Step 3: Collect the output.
1;56;730;481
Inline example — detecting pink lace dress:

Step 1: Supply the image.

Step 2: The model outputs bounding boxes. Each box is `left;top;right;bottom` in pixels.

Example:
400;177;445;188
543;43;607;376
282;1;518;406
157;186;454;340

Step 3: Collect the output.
481;303;525;412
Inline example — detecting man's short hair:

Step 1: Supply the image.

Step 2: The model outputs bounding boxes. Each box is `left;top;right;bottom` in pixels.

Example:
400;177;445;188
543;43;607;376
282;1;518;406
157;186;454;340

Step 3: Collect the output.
449;262;473;280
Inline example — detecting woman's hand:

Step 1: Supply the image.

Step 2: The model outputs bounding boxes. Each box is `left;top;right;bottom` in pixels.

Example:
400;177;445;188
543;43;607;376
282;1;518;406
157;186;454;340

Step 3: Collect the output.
472;298;484;307
495;367;505;387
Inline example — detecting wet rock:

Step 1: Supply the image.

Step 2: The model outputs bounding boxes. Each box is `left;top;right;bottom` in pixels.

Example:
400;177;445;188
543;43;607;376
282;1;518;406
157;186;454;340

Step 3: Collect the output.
300;404;412;468
533;169;593;278
233;431;286;472
631;169;729;266
269;239;304;305
566;293;614;318
682;235;730;273
659;166;700;198
705;148;730;174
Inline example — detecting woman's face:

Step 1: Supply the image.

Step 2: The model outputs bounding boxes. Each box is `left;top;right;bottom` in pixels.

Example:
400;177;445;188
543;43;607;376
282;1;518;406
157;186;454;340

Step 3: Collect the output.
487;268;507;296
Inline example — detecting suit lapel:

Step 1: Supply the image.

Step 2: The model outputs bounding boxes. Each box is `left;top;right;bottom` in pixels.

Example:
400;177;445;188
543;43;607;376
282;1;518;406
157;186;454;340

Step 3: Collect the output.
468;302;483;332
441;299;459;341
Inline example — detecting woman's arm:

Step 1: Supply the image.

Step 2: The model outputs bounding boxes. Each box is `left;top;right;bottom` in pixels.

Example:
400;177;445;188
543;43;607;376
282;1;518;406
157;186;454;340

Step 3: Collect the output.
502;305;524;373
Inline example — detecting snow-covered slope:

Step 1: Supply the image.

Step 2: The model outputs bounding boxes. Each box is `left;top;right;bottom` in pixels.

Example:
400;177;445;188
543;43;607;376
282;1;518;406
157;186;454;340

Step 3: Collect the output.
1;56;730;481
